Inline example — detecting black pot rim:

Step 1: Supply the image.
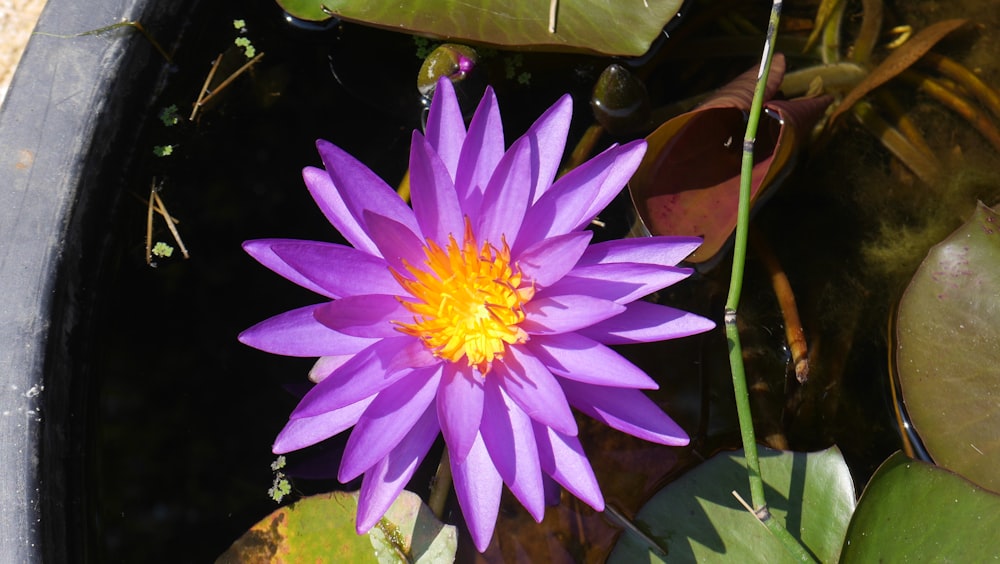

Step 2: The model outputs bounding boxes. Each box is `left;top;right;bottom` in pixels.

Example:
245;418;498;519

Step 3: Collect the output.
0;0;197;558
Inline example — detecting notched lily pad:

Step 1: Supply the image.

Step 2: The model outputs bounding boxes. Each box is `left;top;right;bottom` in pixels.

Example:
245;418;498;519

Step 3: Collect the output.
217;490;457;563
607;446;855;563
895;201;1000;492
275;0;683;56
840;451;1000;561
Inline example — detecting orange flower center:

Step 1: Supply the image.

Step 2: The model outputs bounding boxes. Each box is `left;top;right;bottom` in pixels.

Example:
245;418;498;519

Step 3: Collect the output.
393;219;534;373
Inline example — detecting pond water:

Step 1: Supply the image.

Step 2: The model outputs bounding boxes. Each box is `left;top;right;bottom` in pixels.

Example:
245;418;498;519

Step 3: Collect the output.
81;0;1000;561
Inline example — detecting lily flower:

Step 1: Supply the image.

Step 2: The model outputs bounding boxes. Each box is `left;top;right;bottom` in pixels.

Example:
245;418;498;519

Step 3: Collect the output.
240;77;715;551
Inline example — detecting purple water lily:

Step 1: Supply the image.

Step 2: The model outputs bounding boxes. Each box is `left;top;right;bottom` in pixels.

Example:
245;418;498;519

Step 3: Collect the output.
240;77;715;551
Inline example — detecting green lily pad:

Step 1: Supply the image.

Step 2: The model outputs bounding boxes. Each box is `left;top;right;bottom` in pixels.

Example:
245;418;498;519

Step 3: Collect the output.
607;446;855;563
217;490;457;563
840;451;1000;561
895;201;1000;492
275;0;683;56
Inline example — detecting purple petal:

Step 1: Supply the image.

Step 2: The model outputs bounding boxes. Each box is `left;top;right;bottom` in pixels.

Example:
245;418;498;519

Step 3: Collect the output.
576;301;715;344
339;364;443;482
455;87;503;215
544;263;692;304
559;378;690;445
316;139;420;239
451;433;502;552
268;240;400;298
273;394;376;453
239;304;377;357
534;422;604;511
497;345;577;436
302;167;380;256
522;144;612;241
525;332;657;389
521;94;573;204
291;336;420;418
309;355;353;383
481;380;546;522
437;364;484;464
476;134;533;245
521;295;626;334
409;131;465;243
577;140;646;221
244;239;337;298
576;236;702;267
424;77;466;179
314;294;407;338
515;140;645;249
384;337;441;372
362;211;428;274
356;403;440;533
514;231;592;289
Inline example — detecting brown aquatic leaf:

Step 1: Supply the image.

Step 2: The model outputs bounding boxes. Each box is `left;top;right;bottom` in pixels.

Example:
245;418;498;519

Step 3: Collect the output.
829;18;968;124
629;54;832;265
700;54;786;111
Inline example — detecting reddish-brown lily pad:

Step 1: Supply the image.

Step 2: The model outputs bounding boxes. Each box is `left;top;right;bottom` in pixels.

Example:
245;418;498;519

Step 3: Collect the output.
629;54;832;265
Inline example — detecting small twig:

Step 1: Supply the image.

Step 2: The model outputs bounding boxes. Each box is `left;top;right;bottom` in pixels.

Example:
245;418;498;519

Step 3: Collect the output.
129;21;172;64
190;54;223;121
152;189;190;259
548;0;558;33
732;490;758;518
193;52;265;116
131;192;180;223
145;183;156;265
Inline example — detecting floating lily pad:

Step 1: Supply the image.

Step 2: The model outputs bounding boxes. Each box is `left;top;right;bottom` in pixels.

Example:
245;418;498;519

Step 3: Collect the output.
275;0;683;56
607;446;855;563
895;201;1000;492
840;451;1000;561
217;490;457;563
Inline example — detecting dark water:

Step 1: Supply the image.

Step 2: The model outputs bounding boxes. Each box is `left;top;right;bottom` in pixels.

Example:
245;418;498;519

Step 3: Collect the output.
81;0;1000;561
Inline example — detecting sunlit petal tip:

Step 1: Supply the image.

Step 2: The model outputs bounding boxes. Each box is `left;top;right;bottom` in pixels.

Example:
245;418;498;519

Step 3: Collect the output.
452;434;503;552
272;394;375;453
437;366;485;463
337;366;442;482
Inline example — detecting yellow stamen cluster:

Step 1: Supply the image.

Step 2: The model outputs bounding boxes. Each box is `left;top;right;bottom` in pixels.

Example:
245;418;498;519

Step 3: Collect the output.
393;220;534;373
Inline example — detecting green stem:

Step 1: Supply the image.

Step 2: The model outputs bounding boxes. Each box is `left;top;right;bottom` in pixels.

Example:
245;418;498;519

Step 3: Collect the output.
725;1;817;562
